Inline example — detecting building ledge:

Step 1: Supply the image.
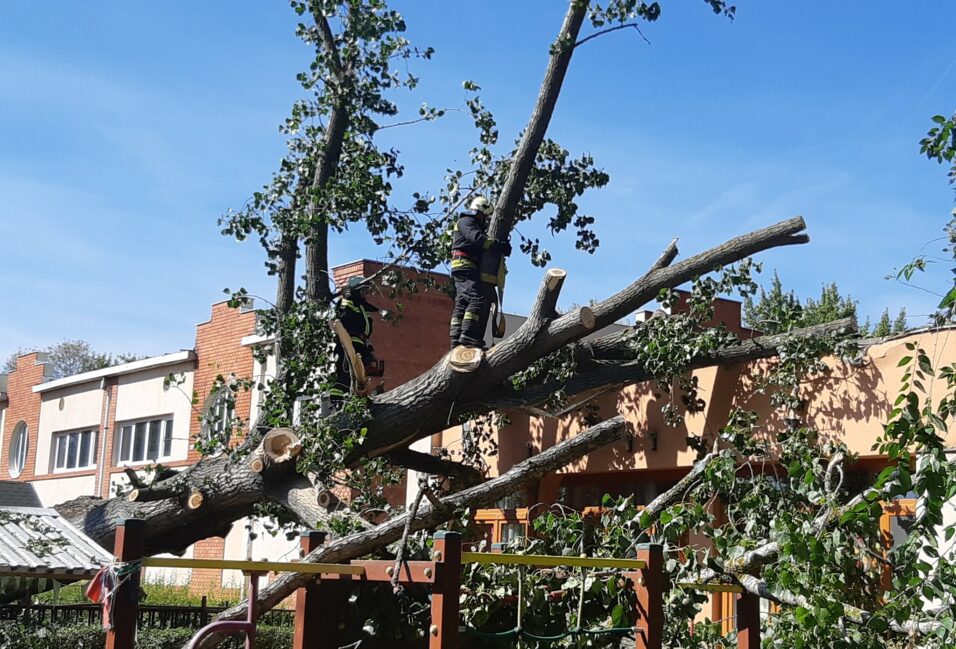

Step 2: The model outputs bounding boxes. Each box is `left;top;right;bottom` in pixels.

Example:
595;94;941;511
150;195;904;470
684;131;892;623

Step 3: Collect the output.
33;350;197;394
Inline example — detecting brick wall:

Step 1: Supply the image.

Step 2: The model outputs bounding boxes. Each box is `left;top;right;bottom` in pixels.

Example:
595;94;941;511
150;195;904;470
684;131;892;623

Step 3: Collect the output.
184;302;257;589
188;302;258;463
0;354;51;481
332;260;454;388
188;536;226;595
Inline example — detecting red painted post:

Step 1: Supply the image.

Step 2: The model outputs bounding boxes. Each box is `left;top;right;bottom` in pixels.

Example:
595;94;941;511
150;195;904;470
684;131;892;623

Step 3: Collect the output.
105;518;144;649
634;543;663;649
293;531;327;649
430;531;462;649
736;592;760;649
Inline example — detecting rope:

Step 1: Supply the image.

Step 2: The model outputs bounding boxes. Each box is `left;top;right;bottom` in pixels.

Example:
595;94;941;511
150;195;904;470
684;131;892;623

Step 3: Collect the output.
462;561;635;643
463;626;635;641
86;560;142;630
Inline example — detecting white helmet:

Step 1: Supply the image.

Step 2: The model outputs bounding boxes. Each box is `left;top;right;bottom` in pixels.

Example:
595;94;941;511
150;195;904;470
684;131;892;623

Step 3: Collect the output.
468;196;493;217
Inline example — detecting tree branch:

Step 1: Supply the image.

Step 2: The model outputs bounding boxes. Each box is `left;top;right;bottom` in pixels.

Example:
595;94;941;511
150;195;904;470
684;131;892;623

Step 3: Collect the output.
194;416;629;648
487;316;854;412
574;22;651;49
348;217;810;464
488;0;589;244
386;449;484;489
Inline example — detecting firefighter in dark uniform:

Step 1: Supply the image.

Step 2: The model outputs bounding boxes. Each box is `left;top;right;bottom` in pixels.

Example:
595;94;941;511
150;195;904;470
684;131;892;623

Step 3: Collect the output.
332;276;384;399
449;196;511;349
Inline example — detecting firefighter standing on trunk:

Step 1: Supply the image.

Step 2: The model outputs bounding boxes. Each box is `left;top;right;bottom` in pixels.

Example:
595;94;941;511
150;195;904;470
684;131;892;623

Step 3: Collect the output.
449;196;511;350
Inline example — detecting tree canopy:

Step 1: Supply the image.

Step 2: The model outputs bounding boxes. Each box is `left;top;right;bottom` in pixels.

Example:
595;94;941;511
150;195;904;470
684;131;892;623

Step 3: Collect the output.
3;340;141;380
37;4;956;648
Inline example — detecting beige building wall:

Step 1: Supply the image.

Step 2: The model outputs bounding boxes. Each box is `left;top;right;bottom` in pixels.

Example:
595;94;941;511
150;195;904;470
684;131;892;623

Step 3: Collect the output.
245;344;276;428
0;404;6;467
35;382;104;477
113;362;195;465
31;474;96;507
143;545;195;587
221;519;249;589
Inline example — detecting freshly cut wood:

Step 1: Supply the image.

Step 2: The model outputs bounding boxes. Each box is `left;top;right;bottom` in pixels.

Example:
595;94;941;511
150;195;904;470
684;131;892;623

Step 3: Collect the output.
448;346;483;373
186;490;204;510
263;428;301;462
250;427;302;474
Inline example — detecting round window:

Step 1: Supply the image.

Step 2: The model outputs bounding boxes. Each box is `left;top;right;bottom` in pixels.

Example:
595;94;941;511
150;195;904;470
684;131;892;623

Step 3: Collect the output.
9;421;29;478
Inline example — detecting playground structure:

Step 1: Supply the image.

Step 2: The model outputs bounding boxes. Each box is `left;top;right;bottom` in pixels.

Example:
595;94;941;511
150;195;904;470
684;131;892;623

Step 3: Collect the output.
95;519;759;649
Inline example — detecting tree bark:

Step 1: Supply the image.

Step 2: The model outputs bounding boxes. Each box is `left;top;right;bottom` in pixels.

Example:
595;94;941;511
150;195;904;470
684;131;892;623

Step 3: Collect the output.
386;448;485;490
304;13;350;305
488;1;589;244
486;316;855;411
347;217;809;463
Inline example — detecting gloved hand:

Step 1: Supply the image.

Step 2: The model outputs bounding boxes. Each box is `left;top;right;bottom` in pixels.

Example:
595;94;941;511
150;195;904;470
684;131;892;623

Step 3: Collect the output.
499;240;512;257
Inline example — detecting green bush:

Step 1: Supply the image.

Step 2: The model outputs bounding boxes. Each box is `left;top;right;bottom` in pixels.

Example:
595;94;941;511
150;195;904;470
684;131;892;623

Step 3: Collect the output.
0;622;292;649
33;578;237;607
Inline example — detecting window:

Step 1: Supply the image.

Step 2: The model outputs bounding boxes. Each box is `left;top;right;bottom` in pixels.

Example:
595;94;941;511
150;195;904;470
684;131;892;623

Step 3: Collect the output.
52;429;98;471
8;421;28;478
200;389;237;453
117;417;174;464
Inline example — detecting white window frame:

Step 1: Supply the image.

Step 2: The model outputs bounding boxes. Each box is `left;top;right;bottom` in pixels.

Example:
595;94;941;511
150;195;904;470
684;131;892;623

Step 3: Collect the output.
51;428;98;473
116;416;175;465
201;389;237;452
8;421;28;478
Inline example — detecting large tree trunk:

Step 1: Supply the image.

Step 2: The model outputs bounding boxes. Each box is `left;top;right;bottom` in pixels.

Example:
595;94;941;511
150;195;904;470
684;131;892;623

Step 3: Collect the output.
55;217;811;557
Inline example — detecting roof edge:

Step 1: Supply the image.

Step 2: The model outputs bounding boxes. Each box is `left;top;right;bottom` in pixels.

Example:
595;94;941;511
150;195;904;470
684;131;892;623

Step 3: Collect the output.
33;350;197;394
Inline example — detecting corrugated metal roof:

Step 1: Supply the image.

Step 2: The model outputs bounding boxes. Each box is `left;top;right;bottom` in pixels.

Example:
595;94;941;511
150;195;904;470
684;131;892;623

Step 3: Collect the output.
0;505;112;578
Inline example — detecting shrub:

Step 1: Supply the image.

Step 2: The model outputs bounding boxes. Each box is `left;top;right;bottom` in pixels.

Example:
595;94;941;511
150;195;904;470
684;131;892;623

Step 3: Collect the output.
0;622;292;649
33;577;238;608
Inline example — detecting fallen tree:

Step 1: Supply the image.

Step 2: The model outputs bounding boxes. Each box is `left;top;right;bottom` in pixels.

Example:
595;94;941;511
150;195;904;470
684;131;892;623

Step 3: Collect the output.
42;2;956;647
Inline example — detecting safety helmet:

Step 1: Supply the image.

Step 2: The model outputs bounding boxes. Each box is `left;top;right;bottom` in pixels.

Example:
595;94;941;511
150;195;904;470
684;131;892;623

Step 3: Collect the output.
468;196;494;217
345;276;368;294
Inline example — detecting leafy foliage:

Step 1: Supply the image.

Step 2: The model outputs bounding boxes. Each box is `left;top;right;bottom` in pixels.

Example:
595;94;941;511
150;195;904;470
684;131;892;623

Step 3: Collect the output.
743;273;859;335
0;622;292;649
3;340;142;379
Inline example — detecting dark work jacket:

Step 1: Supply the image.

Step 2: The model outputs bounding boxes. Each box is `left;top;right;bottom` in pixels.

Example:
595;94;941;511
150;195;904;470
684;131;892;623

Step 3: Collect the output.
451;211;498;263
337;295;380;341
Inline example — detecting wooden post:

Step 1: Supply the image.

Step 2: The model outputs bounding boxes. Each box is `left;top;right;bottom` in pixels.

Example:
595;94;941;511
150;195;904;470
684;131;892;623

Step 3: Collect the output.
293;531;327;649
634;543;663;649
430;531;462;649
105;518;144;649
736;592;760;649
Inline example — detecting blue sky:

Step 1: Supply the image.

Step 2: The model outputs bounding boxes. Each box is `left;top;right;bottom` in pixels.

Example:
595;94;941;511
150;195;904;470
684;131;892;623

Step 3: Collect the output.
1;1;954;362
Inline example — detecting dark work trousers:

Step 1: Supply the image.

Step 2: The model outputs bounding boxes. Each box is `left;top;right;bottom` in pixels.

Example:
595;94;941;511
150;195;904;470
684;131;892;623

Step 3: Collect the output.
331;339;374;403
450;267;497;348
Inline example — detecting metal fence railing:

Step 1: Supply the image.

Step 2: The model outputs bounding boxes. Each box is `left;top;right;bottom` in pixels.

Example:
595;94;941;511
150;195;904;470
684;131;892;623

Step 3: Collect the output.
0;600;294;629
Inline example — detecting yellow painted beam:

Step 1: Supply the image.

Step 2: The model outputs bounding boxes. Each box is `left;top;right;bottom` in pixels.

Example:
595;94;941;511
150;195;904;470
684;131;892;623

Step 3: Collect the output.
141;557;365;575
676;582;743;593
461;552;646;570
